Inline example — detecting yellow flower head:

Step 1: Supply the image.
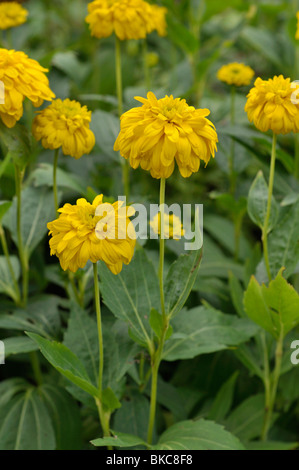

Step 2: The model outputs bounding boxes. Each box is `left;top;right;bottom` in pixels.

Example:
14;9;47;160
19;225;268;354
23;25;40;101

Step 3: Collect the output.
47;195;136;274
217;62;255;87
150;212;184;240
86;0;153;40
244;75;299;135
0;48;55;128
114;91;218;179
150;5;167;37
32;99;95;159
0;1;28;30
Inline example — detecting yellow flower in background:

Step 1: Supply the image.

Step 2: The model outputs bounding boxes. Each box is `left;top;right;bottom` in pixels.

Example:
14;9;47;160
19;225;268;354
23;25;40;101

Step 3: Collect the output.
150;5;167;37
0;1;28;30
114;91;218;179
86;0;153;40
150;212;184;240
296;11;299;40
245;75;299;134
217;62;255;87
47;195;136;274
32;99;95;159
0;48;55;128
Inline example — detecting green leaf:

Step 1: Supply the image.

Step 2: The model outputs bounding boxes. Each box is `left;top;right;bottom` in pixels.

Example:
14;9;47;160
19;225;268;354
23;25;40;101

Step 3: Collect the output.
167;16;199;54
149;308;173;340
247;170;278;232
0;201;12;222
0;378;29;408
90;110;120;162
0;255;20;300
164;250;202;318
225;394;266;441
99;249;160;350
0;388;56;450
0;122;31;170
3;186;56;257
26;332;100;398
31;163;85;194
113;391;150;443
102;387;121;413
3;336;39;357
245;441;298;450
0;295;62;338
162;306;258;361
268;199;299;278
91;431;147;448
154;419;244;450
208;372;239;422
244;268;299;339
39;384;82;450
228;271;245;317
241;26;282;67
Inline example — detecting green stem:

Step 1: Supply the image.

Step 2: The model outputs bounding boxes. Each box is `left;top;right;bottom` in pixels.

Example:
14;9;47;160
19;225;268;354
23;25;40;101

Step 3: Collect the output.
53;149;59;213
93;262;112;447
115;35;130;200
262;132;277;282
14;164;28;307
229;86;236;195
261;330;283;441
93;262;104;395
0;224;21;305
147;178;168;445
143;39;151;90
29;351;43;386
159;178;166;319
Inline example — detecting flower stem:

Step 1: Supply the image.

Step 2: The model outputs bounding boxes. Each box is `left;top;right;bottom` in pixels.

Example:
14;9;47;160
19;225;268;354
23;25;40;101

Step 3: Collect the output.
147;177;169;445
93;262;112;446
261;330;283;441
229;85;236;195
115;35;130;200
0;224;21;305
29;351;43;386
14;164;28;306
53;149;59;213
262;132;277;282
143;39;150;90
93;262;104;395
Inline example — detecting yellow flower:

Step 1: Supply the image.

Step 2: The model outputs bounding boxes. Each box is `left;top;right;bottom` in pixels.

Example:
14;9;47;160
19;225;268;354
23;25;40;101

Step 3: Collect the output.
150;5;167;37
150;212;184;240
245;75;299;135
86;0;153;40
296;12;299;40
114;91;218;179
217;62;255;87
32;99;96;159
0;1;28;30
47;195;136;274
0;48;55;128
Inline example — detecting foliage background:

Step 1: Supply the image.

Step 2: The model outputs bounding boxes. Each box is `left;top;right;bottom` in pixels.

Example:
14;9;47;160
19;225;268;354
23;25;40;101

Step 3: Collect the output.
0;0;298;450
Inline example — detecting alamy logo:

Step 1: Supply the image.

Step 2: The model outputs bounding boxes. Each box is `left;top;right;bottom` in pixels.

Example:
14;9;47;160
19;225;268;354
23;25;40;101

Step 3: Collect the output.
0;81;4;105
0;341;5;365
290;340;299;365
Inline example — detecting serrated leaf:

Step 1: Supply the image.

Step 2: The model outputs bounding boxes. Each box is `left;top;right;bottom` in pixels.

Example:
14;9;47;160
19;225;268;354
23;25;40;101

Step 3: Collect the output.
154;419;244;450
99;249;160;350
91;431;147;448
26;332;100;398
162;306;258;361
244;268;299;339
3;186;56;257
247;170;278;232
